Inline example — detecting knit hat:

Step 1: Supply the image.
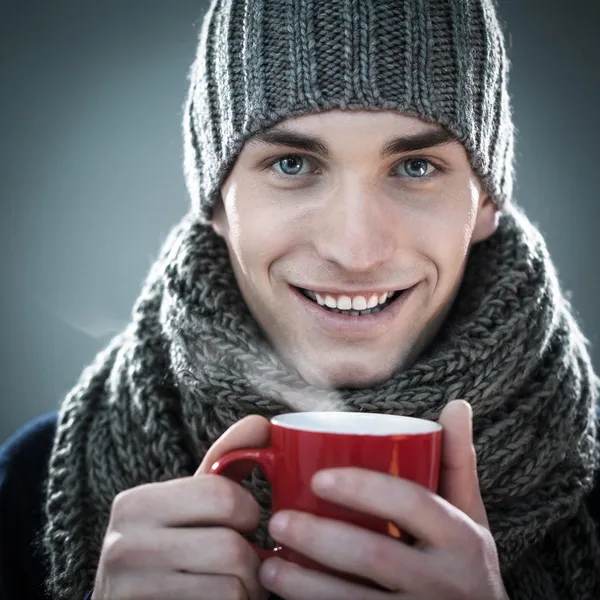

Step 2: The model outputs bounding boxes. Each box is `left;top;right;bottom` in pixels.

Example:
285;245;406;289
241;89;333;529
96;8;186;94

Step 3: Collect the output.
183;0;515;223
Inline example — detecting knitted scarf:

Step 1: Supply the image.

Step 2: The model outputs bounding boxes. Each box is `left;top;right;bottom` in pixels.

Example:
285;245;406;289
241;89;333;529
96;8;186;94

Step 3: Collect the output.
43;206;600;599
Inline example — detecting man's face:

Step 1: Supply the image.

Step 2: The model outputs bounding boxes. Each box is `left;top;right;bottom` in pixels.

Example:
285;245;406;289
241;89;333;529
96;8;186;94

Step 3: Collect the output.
213;110;497;389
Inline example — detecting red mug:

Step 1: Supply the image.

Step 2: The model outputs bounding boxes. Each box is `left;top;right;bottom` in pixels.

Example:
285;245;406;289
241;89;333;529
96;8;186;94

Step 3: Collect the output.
211;411;442;573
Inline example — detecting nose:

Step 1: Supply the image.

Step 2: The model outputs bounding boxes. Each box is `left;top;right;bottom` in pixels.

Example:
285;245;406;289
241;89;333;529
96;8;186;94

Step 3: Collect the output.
313;180;396;273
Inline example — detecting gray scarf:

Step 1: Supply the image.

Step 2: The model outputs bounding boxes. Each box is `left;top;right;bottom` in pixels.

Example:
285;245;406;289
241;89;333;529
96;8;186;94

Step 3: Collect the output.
43;206;600;599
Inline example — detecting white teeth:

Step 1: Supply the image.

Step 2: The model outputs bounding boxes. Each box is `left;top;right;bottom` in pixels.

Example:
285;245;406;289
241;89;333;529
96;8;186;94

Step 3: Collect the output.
351;296;367;310
367;294;379;309
337;295;352;310
304;289;396;310
325;295;337;308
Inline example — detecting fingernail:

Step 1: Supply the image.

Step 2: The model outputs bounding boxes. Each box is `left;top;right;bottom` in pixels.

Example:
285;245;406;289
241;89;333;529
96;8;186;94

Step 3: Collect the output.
260;558;278;584
312;470;336;491
269;512;290;536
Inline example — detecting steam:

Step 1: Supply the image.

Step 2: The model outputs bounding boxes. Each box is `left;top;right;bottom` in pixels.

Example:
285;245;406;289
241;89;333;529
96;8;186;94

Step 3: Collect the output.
244;370;349;413
239;338;350;414
176;328;349;414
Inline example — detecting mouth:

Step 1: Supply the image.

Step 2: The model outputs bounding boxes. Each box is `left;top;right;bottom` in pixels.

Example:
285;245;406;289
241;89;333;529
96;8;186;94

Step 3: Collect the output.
294;287;406;317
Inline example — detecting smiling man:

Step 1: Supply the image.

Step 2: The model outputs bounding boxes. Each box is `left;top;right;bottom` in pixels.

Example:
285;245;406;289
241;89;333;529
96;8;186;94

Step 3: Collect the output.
213;111;497;388
1;0;599;599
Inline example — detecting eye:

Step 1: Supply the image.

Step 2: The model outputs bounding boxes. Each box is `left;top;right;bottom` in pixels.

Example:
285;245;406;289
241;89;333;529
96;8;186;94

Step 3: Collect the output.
397;158;438;178
272;155;314;177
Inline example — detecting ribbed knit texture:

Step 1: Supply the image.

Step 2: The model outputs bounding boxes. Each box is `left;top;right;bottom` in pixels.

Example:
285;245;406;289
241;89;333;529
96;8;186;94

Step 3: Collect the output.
183;0;515;222
43;207;600;599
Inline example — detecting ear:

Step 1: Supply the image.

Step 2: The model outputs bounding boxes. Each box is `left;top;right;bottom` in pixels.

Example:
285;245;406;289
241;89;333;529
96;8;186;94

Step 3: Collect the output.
211;196;229;238
471;190;499;245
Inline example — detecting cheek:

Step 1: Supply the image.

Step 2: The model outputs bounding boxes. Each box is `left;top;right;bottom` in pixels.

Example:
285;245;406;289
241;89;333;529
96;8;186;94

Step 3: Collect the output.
226;200;301;278
406;185;479;281
436;182;479;248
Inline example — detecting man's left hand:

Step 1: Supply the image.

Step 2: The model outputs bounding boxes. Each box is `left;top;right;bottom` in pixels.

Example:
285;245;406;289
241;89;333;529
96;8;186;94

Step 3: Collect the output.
259;400;509;599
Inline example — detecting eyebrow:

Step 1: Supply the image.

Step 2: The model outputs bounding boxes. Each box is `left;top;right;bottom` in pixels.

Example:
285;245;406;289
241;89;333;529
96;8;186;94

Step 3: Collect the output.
250;127;457;159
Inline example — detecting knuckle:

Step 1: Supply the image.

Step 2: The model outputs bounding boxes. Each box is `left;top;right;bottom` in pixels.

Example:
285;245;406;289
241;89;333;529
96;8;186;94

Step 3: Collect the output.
207;476;258;525
211;476;243;519
401;484;423;518
465;524;490;559
364;539;397;586
101;530;133;570
110;488;138;526
448;529;496;597
424;566;478;600
205;476;246;520
222;577;247;600
446;578;478;600
220;528;254;567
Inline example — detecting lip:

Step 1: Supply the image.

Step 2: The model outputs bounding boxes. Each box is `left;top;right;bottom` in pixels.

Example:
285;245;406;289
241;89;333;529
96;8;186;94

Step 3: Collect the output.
289;283;418;337
296;287;399;297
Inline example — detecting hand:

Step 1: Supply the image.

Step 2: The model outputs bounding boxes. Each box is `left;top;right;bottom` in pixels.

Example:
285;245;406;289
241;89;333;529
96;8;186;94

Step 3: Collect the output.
92;415;270;600
258;401;509;600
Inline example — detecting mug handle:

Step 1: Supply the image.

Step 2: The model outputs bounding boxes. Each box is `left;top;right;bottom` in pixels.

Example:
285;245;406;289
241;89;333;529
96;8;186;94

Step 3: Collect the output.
210;448;281;560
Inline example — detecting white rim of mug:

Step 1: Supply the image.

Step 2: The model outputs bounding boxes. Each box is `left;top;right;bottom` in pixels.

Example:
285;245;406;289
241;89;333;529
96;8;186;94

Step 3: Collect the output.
271;412;442;435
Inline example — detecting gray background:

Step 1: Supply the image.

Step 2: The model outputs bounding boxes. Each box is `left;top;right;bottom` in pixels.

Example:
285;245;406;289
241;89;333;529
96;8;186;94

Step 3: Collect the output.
1;1;598;444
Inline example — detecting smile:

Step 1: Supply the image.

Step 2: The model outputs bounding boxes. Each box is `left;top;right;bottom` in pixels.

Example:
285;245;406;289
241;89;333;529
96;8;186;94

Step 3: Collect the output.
297;287;405;316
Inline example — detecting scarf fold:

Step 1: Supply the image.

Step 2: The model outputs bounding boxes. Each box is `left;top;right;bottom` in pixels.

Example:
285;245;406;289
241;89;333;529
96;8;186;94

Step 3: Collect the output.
43;206;600;599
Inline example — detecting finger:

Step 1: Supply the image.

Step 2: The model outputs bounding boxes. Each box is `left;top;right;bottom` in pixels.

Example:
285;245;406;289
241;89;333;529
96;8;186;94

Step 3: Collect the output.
165;528;262;600
145;528;264;600
115;572;259;600
311;467;474;548
267;510;433;595
110;475;260;532
196;415;271;475
259;557;394;600
438;400;489;528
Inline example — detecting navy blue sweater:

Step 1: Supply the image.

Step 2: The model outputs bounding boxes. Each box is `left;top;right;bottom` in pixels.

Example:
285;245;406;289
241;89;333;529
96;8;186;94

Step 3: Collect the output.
1;412;599;600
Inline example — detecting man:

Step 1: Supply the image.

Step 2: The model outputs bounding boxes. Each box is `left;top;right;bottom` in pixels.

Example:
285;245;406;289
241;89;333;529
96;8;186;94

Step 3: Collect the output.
1;0;599;599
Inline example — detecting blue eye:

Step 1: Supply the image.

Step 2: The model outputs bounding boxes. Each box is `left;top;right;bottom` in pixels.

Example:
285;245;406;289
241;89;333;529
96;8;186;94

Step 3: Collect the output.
273;155;312;176
399;158;437;178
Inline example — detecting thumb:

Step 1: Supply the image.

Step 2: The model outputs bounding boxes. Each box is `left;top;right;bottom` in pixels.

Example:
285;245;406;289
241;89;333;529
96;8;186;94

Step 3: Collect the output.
438;400;489;528
195;415;271;476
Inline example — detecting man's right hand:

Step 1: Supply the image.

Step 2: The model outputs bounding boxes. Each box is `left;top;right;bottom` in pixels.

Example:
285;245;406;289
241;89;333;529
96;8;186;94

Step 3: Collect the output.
92;415;271;600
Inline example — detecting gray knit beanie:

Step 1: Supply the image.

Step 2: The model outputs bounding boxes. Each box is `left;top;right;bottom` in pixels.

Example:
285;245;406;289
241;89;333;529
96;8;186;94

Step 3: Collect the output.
183;0;515;222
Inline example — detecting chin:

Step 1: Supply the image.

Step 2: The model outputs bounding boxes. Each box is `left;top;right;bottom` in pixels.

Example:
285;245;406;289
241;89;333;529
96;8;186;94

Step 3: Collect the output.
297;352;411;390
